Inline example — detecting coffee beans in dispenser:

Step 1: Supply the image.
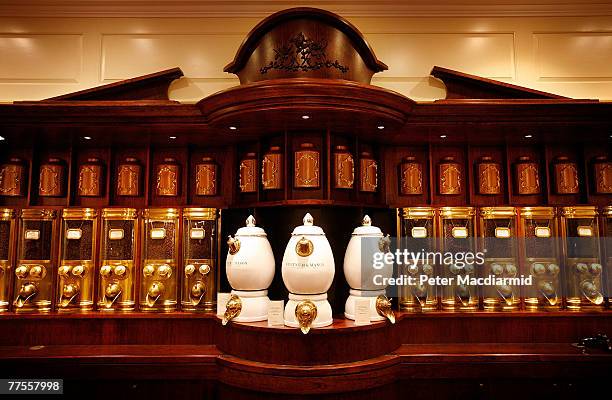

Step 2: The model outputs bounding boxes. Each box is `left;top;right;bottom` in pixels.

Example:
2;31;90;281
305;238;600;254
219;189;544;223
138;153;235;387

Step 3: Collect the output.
560;206;605;310
13;209;58;312
0;209;16;312
57;208;98;311
182;208;218;312
518;207;561;310
98;208;138;311
140;208;180;312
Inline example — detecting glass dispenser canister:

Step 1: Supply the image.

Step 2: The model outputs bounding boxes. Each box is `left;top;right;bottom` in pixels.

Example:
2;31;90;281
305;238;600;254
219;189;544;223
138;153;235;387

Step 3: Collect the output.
0;209;16;312
399;207;437;311
57;208;97;312
477;156;501;195
439;207;478;311
182;208;218;312
603;206;612;308
438;157;462;195
141;208;180;312
514;156;540;195
561;206;604;310
13;209;57;313
0;157;27;197
98;208;138;311
195;157;218;196
78;158;104;197
239;152;257;193
593;156;612;194
552;156;579;195
261;146;283;190
399;157;423;195
39;158;66;197
333;145;354;189
117;157;142;197
156;158;180;197
294;143;320;188
479;207;520;311
359;152;378;192
518;207;561;310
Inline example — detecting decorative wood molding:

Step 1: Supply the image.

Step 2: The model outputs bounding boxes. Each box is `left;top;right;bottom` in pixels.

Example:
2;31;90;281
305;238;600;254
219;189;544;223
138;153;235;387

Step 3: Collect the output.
44;67;184;101
431;66;570;100
1;1;611;17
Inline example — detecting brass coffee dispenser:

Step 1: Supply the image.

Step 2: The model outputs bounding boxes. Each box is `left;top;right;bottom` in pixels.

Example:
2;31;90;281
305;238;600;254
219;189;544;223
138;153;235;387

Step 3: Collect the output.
398;207;438;311
560;206;604;310
98;208;138;311
182;208;218;312
439;207;478;311
479;207;520;311
602;206;612;307
57;208;98;311
518;207;561;310
140;208;179;312
0;209;16;312
13;209;58;312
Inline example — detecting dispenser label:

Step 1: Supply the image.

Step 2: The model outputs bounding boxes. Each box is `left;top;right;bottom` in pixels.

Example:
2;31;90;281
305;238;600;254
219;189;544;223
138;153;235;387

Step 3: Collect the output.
150;228;166;239
451;227;468;238
411;227;427;238
190;228;205;239
24;230;40;240
109;229;124;240
577;226;593;237
494;227;511;238
535;227;551;238
66;228;82;240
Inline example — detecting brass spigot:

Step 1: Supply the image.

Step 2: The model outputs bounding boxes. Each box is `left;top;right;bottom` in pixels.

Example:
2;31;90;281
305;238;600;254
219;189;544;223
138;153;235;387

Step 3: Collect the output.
295;300;317;334
14;283;37;308
59;283;80;307
146;281;165;307
227;235;241;255
222;294;242;325
375;295;395;324
104;282;121;308
190;281;205;306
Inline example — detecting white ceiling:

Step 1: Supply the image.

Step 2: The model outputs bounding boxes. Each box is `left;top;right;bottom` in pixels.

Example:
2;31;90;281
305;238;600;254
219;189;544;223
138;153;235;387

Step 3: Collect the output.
1;0;611;17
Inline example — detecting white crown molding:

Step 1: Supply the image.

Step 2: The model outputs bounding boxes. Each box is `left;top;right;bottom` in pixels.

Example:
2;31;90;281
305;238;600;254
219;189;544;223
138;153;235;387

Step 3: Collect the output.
1;0;612;18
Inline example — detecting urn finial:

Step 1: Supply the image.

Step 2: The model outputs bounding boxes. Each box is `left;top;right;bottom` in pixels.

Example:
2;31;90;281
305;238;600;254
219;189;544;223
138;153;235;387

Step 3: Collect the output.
303;213;313;226
362;215;371;226
246;215;256;227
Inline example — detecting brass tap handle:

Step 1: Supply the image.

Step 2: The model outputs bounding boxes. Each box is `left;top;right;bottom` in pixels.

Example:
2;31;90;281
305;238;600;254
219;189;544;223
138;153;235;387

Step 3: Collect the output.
103;282;122;309
146;281;165;308
28;265;45;279
295;236;314;257
190;281;206;306
71;265;85;277
375;295;395;324
295;300;317;334
59;283;80;308
222;294;242;325
13;283;37;308
15;265;28;279
227;235;241;255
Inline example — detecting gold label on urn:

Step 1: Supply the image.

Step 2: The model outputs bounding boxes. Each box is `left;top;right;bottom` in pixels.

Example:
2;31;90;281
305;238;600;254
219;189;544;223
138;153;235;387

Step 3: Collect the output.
516;160;540;195
239;158;257;193
553;158;579;194
477;159;501;195
78;163;102;197
156;163;179;197
294;145;319;188
333;150;354;189
117;164;141;197
400;159;422;195
360;158;378;192
439;158;461;195
261;151;282;190
196;163;217;196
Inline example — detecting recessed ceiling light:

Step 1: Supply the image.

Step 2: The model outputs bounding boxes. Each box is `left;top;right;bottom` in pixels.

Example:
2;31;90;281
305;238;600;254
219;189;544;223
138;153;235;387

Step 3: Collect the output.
229;126;237;130
524;134;533;138
83;136;92;140
377;125;385;130
440;135;447;139
301;115;310;120
169;136;177;140
0;136;5;141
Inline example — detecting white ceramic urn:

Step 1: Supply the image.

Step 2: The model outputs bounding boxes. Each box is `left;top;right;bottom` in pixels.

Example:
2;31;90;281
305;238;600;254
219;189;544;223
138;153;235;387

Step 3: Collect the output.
281;213;335;332
343;215;395;323
224;215;275;323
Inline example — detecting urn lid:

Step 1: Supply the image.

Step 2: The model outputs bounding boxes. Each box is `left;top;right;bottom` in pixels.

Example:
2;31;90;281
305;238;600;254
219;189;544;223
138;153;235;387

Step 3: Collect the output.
235;215;267;237
351;215;383;236
291;213;325;236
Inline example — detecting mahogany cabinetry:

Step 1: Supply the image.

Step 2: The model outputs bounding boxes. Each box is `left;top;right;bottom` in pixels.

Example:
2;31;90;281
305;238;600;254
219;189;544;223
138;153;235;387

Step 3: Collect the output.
0;7;610;399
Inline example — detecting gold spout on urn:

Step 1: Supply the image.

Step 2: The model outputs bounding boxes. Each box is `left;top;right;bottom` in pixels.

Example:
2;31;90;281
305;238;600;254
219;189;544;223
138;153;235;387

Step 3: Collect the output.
375;295;395;324
295;300;318;334
222;294;242;325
